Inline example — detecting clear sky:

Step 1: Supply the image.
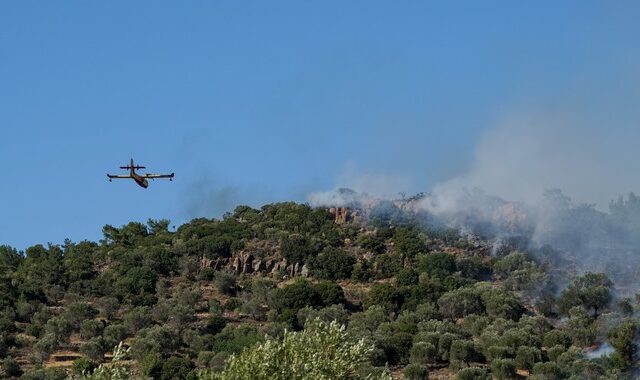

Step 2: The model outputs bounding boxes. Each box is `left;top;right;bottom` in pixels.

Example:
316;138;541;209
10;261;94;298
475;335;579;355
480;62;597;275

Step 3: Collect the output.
2;2;640;250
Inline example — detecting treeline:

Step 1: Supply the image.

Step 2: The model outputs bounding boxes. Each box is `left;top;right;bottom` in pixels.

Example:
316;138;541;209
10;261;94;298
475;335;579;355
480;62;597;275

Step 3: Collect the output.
0;202;638;379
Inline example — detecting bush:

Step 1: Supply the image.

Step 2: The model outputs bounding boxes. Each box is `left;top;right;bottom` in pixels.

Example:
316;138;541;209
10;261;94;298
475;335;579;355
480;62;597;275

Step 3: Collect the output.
491;358;517;380
543;329;571;349
546;345;565;362
206;315;227;335
608;320;639;369
410;341;438;365
351;260;373;282
80;337;108;362
130;325;180;360
2;357;22;378
199;319;391;380
403;363;429;379
557;272;612;317
515;346;541;371
309;247;355;280
437;288;484;320
531;362;562;380
374;254;403;279
455;367;491;380
396;269;419;286
313;281;346;306
80;320;104;340
20;368;67;380
103;324;128;348
365;283;406;313
357;233;386;255
123;306;153;334
161;356;195;380
214;271;238;295
383;331;414;365
272;279;323;315
418;252;456;278
449;340;481;366
140;352;163;379
72;357;96;375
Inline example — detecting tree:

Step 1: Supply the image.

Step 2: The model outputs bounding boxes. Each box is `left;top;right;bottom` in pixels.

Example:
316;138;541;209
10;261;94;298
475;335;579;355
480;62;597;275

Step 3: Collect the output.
313;281;346;306
114;266;158;305
351;260;373;282
309;247;355;280
80;320;105;340
608;320;639;369
80;337;109;362
357;234;386;255
490;358;517;380
530;362;562;380
130;326;180;360
417;252;456;278
272;279;323;314
199;319;392;380
515;346;541;372
160;356;194;380
365;283;406;313
72;357;96;375
403;363;429;380
479;287;525;321
409;342;438;365
205;315;227;335
78;342;132;380
557;272;613;317
455;368;491;380
214;272;238;295
396;269;419;286
449;340;481;367
437;288;484;320
2;357;22;378
393;228;426;257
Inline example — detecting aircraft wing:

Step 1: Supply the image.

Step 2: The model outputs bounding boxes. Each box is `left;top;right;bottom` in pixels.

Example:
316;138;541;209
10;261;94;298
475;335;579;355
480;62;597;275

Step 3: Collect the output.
107;174;132;179
143;173;175;179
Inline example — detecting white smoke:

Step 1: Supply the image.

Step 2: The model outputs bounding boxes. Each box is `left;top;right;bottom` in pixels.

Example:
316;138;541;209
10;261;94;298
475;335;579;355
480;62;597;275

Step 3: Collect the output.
308;162;413;207
427;111;638;212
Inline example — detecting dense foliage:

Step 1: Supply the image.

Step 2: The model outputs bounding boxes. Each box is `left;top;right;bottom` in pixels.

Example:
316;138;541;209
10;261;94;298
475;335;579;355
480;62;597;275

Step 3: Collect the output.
0;201;638;379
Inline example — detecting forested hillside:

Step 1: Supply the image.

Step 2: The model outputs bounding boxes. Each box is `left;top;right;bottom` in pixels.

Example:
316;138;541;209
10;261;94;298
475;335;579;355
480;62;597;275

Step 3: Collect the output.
0;202;638;379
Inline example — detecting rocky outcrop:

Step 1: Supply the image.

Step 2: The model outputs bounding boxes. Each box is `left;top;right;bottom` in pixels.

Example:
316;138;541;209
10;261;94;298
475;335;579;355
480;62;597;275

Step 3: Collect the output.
329;207;358;224
197;239;311;278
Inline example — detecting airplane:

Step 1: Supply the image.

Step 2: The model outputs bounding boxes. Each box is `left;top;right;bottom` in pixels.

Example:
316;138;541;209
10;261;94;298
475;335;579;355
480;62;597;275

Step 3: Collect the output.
107;158;174;188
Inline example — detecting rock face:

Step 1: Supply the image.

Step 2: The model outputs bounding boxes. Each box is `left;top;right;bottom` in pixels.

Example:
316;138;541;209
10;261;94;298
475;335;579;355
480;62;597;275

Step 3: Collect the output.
329;207;358;224
197;239;309;278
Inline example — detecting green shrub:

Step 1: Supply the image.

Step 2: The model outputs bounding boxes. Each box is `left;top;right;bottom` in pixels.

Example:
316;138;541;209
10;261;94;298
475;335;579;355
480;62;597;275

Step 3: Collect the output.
403;363;429;379
199;319;391;380
72;357;96;375
309;247;355;280
214;271;238;295
2;357;22;377
409;341;438;365
160;356;194;380
80;320;104;340
491;358;517;380
515;346;541;371
205;315;227;335
312;281;346;306
531;362;562;380
455;367;491;380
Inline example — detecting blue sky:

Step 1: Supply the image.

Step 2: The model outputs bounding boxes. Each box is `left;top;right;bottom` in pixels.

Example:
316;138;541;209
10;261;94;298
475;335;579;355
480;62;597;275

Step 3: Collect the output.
2;2;640;249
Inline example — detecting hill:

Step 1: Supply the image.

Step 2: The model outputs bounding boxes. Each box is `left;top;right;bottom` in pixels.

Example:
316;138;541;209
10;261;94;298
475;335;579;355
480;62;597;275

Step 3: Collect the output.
0;201;638;379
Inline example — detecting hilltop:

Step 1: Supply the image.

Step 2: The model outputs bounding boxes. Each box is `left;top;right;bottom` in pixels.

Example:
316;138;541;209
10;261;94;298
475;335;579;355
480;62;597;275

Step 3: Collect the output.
0;201;638;379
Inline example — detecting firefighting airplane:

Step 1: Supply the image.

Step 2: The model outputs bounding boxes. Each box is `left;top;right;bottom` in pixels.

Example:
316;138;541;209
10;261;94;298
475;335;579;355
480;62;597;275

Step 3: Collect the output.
107;159;174;188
